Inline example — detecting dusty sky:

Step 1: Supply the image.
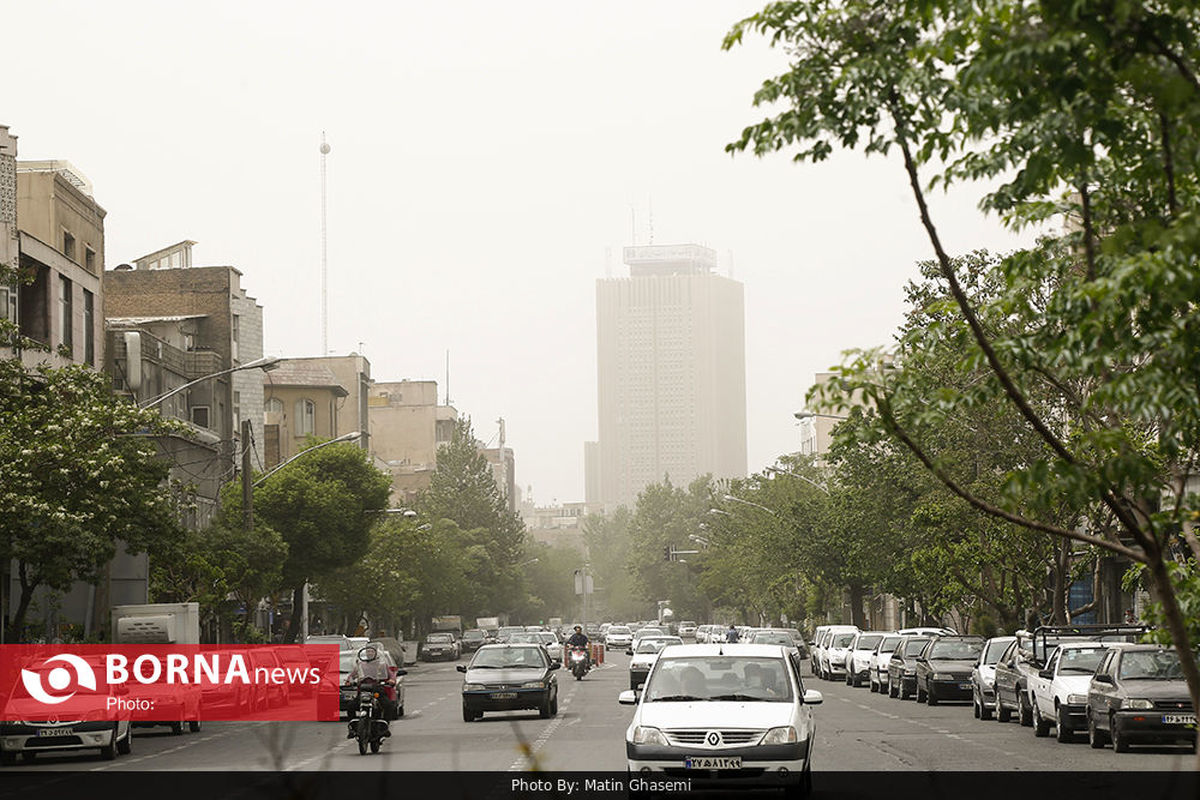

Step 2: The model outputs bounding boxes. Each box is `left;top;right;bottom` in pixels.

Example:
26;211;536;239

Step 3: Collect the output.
7;1;1038;505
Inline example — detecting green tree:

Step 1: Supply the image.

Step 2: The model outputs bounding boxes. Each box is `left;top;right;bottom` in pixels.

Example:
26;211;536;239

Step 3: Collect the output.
726;0;1200;735
582;508;642;622
0;356;185;640
418;417;526;618
626;477;714;622
248;439;391;642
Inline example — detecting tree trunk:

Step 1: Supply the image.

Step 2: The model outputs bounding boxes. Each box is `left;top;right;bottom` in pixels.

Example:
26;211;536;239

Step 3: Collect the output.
282;584;304;643
1143;555;1200;770
11;564;38;642
847;584;867;629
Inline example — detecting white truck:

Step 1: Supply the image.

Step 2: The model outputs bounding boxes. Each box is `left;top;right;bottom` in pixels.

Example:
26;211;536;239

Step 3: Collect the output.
110;603;202;735
1029;641;1119;742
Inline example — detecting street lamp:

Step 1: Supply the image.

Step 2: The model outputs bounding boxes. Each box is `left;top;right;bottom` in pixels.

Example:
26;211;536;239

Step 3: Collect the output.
722;494;780;517
793;410;850;421
252;430;362;488
518;558;540;567
764;466;831;496
138;355;281;409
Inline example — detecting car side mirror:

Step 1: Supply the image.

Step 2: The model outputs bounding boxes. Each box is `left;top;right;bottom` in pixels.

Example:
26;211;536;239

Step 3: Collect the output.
1093;674;1113;684
1039;669;1052;679
550;661;561;670
618;690;639;705
626;649;634;656
456;665;467;673
803;689;823;705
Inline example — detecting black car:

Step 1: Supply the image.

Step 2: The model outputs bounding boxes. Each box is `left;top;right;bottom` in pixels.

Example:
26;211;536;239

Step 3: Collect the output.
419;632;460;662
460;629;488;653
1086;644;1197;753
915;635;985;705
458;643;560;721
887;636;933;699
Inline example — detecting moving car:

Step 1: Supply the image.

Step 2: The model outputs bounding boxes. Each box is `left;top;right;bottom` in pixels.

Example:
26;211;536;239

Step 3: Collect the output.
510;631;563;662
914;635;985;705
750;630;804;662
605;625;634;650
972;636;1016;720
1086;644;1197;752
618;643;822;797
460;629;489;653
677;621;698;638
458;643;560;721
419;632;460;662
629;636;683;689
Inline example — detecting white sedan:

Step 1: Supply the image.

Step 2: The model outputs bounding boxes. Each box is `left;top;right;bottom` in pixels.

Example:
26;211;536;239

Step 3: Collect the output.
619;643;821;796
628;636;683;689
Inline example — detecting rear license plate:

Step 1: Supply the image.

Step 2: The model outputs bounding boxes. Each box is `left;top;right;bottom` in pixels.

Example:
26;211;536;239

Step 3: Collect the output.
491;692;517;700
37;728;72;737
1163;714;1196;725
685;756;741;769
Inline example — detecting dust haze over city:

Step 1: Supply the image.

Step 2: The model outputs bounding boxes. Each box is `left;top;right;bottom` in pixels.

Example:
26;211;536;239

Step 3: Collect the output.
5;0;1035;506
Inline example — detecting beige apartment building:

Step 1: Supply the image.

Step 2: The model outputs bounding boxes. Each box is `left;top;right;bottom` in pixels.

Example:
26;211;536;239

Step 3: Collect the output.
262;354;371;467
593;244;747;511
368;379;457;503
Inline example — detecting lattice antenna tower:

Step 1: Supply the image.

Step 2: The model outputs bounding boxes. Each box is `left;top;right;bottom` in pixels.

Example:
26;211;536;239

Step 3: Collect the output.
320;132;331;355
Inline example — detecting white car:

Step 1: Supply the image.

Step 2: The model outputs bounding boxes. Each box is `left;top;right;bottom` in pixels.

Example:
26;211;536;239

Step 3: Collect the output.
1030;641;1117;741
868;634;903;693
619;643;821;796
820;627;860;681
677;621;698;638
844;632;885;687
605;625;634;650
971;636;1016;719
629;636;683;689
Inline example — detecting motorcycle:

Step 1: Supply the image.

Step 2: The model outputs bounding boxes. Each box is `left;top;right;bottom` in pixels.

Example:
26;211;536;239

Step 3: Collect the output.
569;646;589;681
347;678;391;755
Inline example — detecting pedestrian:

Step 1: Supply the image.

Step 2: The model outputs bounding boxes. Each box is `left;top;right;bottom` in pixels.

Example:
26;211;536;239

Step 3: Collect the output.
726;624;740;643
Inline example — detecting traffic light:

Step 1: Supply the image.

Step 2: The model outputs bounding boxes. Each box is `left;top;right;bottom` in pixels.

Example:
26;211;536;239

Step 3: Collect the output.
663;546;671;561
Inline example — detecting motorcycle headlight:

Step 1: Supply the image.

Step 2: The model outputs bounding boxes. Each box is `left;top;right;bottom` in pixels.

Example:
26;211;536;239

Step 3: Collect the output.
760;726;798;745
1066;694;1089;705
632;726;668;746
521;680;546;688
1122;698;1153;710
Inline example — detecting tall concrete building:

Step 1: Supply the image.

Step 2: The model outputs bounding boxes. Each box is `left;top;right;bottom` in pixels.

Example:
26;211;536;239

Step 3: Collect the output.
593;243;747;511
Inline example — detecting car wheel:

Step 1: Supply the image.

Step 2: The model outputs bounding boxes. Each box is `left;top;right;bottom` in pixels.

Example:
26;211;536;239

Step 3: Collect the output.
1087;712;1107;748
1056;705;1074;743
170;721;184;735
117;726;132;755
980;698;993;721
397;705;404;718
188;721;201;733
916;684;927;704
462;703;476;722
845;671;853;686
1111;717;1130;753
927;687;938;706
539;693;553;719
973;696;981;718
888;677;899;698
550;693;559;716
1018;692;1033;727
996;694;1012;723
1033;702;1050;737
100;732;118;761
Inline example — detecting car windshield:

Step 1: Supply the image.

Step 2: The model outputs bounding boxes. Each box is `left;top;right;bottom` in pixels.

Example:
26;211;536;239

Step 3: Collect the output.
751;633;794;646
609;626;631;635
644;656;794;703
855;634;883;650
878;636;902;653
982;639;1013;663
637;638;681;654
831;633;856;648
426;633;453;643
463;630;485;640
903;638;931;656
1118;650;1184;680
471;647;546;669
638;628;666;637
1058;647;1108;673
928;639;984;660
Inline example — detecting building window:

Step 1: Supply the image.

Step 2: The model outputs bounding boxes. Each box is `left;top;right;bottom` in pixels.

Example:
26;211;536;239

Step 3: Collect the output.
265;397;284;424
231;314;240;360
232;390;241;427
295;399;315;436
84;247;96;274
58;275;72;353
191;405;211;428
0;283;14;324
62;231;75;261
82;289;94;365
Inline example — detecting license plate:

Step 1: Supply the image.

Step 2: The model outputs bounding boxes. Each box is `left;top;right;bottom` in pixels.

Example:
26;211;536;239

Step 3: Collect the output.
491;692;517;699
37;728;73;737
1163;714;1196;725
959;683;973;690
685;756;741;769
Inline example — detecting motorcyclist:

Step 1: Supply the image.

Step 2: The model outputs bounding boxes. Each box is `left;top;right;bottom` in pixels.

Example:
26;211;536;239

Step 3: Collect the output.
344;645;397;726
565;625;591;667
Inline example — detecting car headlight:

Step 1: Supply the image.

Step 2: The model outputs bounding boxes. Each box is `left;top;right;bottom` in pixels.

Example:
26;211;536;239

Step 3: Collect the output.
520;680;546;689
1066;694;1088;705
760;726;798;744
463;683;486;691
632;726;668;746
933;673;953;680
1122;698;1154;710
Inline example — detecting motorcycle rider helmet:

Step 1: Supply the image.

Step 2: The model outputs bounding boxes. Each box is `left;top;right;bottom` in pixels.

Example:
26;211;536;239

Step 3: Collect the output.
358;645;379;662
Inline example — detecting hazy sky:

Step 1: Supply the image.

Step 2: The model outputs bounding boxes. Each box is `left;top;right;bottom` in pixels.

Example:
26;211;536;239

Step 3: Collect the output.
8;1;1037;505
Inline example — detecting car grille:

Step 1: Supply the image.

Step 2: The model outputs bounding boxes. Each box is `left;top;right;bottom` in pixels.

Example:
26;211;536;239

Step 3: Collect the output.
665;729;765;746
1152;700;1194;711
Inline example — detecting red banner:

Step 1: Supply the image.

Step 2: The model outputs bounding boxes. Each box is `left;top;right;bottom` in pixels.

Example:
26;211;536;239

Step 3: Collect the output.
0;645;340;722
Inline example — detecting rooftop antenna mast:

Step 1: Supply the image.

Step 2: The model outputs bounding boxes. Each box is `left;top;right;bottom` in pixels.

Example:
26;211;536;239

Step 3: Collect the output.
445;350;451;407
648;195;654;244
320;132;331;355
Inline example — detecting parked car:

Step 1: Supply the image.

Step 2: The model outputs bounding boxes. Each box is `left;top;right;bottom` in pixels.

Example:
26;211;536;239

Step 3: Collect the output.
419;632;460;662
971;636;1017;720
618;643;822;796
993;633;1041;725
628;636;683;689
844;632;885;688
887;635;934;699
821;628;860;682
1086;644;1197;753
458;643;560;721
1029;641;1120;741
914;635;985;705
868;635;903;694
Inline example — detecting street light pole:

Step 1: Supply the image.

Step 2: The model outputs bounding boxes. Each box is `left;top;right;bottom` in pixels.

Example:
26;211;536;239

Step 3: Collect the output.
138;355;281;410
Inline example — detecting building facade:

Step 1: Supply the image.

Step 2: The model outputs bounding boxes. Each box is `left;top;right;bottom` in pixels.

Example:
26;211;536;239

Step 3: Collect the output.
262;360;349;467
368;379;457;503
594;244;747;511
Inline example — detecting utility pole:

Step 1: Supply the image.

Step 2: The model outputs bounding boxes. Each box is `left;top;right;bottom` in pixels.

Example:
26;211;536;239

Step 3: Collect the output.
241;418;254;532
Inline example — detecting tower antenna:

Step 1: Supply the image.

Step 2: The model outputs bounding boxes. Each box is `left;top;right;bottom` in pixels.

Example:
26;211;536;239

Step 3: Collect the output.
648;195;654;244
320;132;331;355
445;350;451;407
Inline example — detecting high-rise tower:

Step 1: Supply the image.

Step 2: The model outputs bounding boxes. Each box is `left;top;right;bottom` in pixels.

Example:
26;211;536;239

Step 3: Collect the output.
593;243;747;511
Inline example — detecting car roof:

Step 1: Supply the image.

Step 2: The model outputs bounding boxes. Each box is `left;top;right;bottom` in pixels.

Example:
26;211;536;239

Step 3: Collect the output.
652;643;790;658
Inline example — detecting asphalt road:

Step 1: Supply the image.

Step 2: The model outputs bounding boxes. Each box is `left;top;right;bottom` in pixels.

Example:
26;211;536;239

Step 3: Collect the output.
3;648;1194;775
